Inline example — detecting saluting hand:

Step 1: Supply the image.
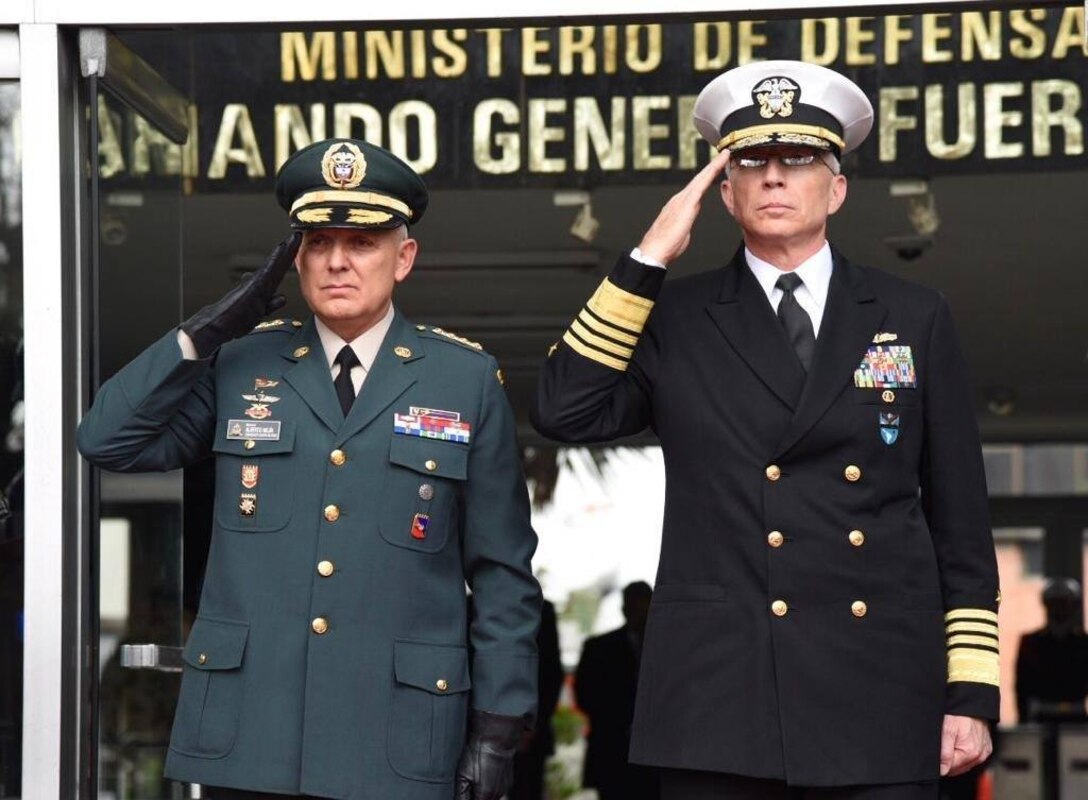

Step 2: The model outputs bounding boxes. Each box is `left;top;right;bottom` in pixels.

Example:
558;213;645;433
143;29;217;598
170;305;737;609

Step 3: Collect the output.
939;714;992;777
180;231;302;358
636;147;731;267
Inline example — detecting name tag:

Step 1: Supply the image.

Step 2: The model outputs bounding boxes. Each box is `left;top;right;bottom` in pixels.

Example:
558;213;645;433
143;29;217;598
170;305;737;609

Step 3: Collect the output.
225;419;282;441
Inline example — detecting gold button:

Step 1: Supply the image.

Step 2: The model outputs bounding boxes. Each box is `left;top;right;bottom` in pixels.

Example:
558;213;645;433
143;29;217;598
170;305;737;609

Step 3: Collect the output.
996;590;1002;604
311;617;329;634
848;530;865;547
771;600;788;617
324;504;340;522
851;601;868;618
317;560;335;577
244;439;256;450
198;653;207;665
882;389;895;404
767;531;784;548
330;449;346;466
844;465;862;482
765;465;781;481
425;459;438;472
294;346;310;358
436;679;449;692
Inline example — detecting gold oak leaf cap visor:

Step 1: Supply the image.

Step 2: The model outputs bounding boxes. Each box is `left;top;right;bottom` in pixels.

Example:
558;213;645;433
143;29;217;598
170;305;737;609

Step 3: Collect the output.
275;138;429;230
693;60;874;158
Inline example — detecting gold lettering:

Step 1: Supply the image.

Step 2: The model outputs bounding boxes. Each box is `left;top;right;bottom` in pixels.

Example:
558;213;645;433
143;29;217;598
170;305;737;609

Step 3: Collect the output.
274;103;327;171
281;32;337;82
96;99;124;178
924;84;976;160
522;28;552;76
883;16;913;66
1009;9;1046;60
131;114;185;176
737;20;767;64
1032;80;1083;157
181;105;200;179
879;87;919;162
602;26;619;74
627;25;662;73
801;19;838;66
388;100;437;174
922;14;953;63
473;99;520;174
476;28;508;77
342;32;359;80
676;95;709;170
960;11;1001;62
574;97;625;170
208;104;265;179
410;30;427;78
845;17;876;65
694;22;732;71
559;27;596;75
1052;6;1086;59
333;103;383;141
432;29;468;77
633;96;671;170
983;82;1024;159
528;98;567;172
365;31;405;80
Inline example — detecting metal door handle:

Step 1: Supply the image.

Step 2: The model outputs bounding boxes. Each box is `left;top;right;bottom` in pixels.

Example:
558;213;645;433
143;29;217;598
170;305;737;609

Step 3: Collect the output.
119;643;183;672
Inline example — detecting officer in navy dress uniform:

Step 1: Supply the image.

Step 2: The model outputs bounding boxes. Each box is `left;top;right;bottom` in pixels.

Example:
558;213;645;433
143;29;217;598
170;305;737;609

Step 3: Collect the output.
78;139;541;800
533;61;1000;799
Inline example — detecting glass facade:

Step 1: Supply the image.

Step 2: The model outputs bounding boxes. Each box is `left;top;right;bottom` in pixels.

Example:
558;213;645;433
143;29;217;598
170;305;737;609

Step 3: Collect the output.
0;78;21;799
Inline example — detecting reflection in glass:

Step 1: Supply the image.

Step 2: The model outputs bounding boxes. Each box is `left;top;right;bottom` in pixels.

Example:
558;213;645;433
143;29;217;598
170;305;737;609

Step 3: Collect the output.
0;80;23;800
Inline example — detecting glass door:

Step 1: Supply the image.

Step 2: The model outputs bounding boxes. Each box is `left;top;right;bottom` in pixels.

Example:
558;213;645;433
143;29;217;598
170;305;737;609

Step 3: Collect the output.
83;29;191;800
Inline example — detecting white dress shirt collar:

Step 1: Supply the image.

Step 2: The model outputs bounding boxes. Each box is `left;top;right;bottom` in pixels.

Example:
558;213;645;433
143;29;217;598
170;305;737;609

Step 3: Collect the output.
745;242;833;336
315;303;395;375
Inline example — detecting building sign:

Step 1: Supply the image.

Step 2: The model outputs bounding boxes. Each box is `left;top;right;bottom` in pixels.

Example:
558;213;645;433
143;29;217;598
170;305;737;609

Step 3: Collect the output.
98;5;1086;188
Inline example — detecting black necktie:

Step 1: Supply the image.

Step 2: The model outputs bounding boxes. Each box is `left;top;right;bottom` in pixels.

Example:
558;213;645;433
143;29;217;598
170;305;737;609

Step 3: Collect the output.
776;273;816;372
333;345;360;416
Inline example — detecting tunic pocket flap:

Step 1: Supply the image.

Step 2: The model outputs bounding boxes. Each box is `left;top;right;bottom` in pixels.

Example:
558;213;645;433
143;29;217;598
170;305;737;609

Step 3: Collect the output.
182;617;249;670
212;419;297;456
394;639;472;694
852;387;918;406
653;584;728;603
389;435;469;480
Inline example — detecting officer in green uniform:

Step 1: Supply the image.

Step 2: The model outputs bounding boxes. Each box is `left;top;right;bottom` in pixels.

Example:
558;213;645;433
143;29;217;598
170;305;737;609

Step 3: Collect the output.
78;139;541;800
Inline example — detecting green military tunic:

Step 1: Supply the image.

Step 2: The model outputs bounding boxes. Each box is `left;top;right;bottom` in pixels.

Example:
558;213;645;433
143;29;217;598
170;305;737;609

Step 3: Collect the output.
78;311;540;799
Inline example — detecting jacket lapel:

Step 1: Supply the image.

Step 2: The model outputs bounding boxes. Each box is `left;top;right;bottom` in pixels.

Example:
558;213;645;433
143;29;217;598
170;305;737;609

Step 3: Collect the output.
774;251;887;458
334;311;421;446
705;247;807;411
281;319;343;435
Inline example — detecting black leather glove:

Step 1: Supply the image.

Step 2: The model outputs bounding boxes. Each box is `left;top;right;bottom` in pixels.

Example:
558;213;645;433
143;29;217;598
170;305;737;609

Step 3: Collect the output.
455;710;526;800
180;231;301;357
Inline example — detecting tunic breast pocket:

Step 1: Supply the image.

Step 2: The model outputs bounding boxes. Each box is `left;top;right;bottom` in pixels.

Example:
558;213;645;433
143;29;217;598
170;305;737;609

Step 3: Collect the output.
212;420;297;533
852;388;919;448
379;435;468;554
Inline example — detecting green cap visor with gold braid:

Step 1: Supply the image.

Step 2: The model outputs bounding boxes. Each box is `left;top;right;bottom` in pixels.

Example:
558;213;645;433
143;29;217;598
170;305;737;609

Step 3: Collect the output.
274;139;429;230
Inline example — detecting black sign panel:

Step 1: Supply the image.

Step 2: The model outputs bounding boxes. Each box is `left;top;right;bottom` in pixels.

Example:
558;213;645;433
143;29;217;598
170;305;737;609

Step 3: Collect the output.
100;5;1087;190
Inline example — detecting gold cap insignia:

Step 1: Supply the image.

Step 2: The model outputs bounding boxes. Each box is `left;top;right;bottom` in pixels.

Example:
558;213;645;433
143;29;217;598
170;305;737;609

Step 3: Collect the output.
394;346;413;358
753;76;798;119
321;141;367;190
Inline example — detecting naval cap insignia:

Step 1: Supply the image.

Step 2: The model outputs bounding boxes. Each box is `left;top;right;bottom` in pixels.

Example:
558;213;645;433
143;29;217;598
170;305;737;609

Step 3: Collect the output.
321;141;366;190
753;76;799;119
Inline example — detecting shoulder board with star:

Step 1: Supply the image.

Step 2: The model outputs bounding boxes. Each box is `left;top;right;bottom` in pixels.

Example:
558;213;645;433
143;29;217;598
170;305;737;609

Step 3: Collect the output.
249;319;303;334
415;324;486;353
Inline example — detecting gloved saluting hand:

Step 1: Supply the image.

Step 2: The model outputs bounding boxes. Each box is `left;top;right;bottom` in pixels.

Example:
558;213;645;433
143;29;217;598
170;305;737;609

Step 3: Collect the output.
180;231;302;357
455;710;527;800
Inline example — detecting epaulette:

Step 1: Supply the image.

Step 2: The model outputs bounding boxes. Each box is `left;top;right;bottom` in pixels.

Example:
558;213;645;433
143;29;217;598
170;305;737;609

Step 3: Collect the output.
415;324;485;352
250;319;303;334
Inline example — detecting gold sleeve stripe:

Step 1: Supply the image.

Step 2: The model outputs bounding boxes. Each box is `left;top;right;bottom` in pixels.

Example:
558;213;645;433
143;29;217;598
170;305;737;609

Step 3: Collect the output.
946;621;999;637
586;278;654;332
947;634;1000;651
562;331;628;371
578;309;640;347
947;650;1000;686
570;319;635;359
944;608;998;624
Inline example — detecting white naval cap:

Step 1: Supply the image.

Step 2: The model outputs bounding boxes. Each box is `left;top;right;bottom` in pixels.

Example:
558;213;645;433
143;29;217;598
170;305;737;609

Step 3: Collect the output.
693;60;874;157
